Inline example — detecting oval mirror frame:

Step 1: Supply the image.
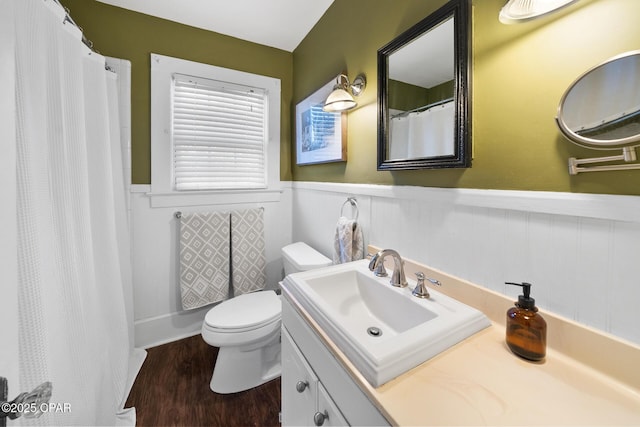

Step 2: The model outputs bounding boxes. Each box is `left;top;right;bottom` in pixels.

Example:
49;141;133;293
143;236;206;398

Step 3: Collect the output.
556;50;640;151
377;0;471;171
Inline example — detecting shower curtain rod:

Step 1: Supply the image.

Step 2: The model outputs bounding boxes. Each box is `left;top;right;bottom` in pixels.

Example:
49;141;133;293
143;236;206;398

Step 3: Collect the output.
391;97;454;119
55;0;114;72
51;0;95;52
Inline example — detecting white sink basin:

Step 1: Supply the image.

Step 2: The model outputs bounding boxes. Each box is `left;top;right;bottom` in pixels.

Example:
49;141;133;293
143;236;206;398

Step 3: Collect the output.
282;259;490;387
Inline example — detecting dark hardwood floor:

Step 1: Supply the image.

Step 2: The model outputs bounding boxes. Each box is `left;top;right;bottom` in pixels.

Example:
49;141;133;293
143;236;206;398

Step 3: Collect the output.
125;335;281;427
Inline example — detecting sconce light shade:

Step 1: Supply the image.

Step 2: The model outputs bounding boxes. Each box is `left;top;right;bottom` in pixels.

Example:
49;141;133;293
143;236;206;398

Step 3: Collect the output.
499;0;578;24
323;74;366;112
323;87;357;112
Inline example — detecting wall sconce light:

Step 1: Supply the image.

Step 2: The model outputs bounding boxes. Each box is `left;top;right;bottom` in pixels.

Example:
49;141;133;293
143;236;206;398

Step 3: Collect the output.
499;0;578;24
323;73;366;112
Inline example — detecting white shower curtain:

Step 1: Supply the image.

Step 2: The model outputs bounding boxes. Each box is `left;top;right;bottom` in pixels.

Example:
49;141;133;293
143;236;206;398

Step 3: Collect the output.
389;101;455;159
13;0;135;424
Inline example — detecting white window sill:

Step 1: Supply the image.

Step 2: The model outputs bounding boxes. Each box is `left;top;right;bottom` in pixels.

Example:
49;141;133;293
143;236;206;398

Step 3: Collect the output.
143;188;283;208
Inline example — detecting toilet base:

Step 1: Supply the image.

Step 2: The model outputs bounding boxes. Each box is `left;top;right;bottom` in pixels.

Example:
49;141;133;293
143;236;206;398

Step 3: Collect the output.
210;333;281;394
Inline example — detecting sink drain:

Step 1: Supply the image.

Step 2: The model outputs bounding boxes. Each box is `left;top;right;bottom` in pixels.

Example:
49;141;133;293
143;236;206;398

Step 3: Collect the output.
367;326;383;337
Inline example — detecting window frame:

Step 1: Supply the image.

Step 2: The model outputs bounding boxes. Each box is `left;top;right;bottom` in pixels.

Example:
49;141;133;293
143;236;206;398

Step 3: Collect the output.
150;53;281;207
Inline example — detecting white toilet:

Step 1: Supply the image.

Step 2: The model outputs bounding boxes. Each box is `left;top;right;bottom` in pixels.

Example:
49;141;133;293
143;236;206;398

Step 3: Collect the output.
201;241;332;394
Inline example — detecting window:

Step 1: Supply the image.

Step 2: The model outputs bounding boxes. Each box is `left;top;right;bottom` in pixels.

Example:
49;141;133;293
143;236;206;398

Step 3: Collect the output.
172;74;267;190
150;54;281;206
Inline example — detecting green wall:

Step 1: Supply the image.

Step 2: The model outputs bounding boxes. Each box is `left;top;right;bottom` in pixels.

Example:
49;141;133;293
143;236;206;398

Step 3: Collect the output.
60;0;640;195
293;0;640;195
389;80;454;112
60;0;293;185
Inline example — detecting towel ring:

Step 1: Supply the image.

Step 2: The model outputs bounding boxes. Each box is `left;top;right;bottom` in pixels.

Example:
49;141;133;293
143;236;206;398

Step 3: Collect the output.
340;197;359;222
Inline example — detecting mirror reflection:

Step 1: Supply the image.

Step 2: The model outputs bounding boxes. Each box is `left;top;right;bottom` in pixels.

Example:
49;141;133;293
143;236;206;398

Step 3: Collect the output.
377;0;470;171
388;18;455;160
557;50;640;149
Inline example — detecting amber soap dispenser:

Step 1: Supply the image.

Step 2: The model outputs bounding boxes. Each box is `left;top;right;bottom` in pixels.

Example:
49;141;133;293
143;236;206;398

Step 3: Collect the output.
505;282;547;361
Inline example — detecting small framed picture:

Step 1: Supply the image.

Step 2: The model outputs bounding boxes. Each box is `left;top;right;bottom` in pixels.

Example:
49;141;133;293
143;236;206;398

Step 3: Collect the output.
295;79;347;165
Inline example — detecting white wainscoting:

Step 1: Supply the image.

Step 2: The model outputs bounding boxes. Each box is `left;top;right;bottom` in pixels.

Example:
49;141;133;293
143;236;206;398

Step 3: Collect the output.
130;181;640;348
131;185;292;348
291;182;640;346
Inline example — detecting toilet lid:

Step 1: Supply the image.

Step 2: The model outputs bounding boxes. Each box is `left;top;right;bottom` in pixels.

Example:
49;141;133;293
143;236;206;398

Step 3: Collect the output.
204;291;281;331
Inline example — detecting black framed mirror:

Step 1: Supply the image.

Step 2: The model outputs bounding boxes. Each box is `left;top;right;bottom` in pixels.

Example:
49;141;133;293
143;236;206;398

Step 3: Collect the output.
377;0;470;170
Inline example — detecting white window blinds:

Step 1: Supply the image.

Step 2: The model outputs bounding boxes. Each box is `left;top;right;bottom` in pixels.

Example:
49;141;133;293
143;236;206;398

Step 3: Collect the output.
172;74;267;190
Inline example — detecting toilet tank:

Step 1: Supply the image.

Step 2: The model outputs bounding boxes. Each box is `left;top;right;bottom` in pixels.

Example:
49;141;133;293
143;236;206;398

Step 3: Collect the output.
281;242;332;276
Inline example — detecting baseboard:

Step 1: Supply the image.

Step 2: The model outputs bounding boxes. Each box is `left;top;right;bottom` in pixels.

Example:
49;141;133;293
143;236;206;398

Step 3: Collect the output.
134;308;209;349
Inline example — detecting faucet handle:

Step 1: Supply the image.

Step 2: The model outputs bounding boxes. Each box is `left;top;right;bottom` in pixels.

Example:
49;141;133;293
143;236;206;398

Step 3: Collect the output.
368;253;388;277
428;277;442;287
373;262;388;277
412;272;430;299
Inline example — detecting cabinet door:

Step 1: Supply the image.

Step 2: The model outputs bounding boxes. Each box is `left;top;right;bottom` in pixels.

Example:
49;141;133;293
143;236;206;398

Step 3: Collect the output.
316;382;348;427
282;329;317;426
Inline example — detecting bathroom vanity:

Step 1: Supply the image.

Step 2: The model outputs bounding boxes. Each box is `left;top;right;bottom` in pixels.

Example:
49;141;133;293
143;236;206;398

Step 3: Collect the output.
281;297;388;426
280;246;640;426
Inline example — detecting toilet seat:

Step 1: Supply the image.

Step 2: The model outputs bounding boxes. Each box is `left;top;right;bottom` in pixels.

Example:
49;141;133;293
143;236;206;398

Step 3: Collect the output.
200;242;327;393
204;290;281;333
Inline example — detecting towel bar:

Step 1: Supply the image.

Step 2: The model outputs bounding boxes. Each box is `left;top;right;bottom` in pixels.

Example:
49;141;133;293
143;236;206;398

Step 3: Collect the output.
175;207;264;220
340;197;359;222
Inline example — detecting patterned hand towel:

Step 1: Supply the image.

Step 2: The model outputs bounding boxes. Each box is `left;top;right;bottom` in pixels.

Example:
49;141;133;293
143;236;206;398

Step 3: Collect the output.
231;208;266;296
179;211;230;310
333;216;364;264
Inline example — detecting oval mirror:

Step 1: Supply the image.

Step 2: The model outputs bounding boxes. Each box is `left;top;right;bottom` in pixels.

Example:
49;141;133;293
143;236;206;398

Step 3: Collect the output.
556;50;640;150
377;0;470;170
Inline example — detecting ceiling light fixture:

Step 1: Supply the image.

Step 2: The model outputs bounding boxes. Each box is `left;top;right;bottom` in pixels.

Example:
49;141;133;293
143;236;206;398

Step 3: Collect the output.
499;0;578;24
323;73;366;112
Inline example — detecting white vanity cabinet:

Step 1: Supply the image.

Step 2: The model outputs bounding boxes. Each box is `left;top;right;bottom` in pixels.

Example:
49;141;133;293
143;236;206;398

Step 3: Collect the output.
282;330;348;426
281;297;389;427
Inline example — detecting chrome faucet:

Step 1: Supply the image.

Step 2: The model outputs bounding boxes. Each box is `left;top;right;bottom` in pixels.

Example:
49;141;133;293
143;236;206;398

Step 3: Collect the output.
368;249;408;287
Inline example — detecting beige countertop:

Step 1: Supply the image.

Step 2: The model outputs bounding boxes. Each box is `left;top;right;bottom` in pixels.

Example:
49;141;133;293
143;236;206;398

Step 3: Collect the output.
374;326;640;426
283;246;640;426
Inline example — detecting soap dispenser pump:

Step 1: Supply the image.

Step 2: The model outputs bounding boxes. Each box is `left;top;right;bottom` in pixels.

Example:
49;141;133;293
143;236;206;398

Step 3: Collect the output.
505;282;547;361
